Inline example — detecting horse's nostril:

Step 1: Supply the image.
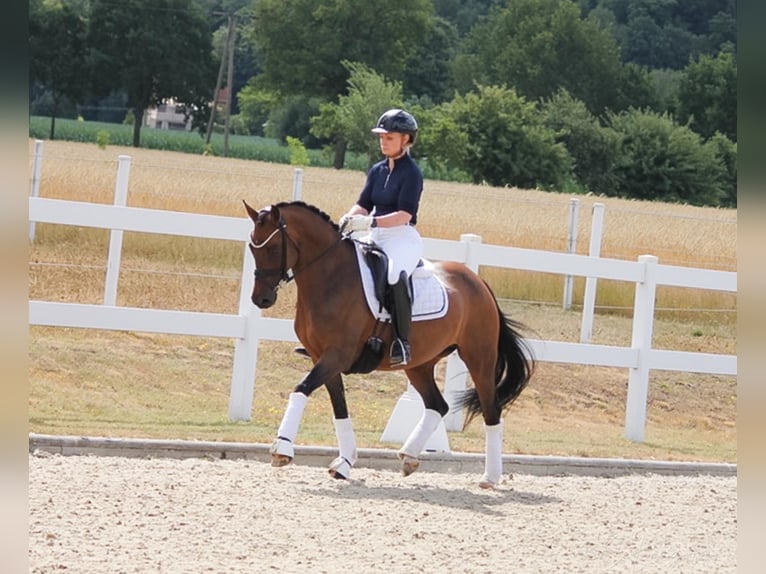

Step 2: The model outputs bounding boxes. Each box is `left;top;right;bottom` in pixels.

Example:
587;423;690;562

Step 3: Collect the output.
252;292;276;309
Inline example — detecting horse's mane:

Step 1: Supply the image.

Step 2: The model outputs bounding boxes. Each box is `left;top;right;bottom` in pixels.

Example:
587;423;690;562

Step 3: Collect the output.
275;201;340;231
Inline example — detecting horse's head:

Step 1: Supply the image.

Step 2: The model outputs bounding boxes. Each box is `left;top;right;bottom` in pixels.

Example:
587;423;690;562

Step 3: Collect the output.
244;201;298;309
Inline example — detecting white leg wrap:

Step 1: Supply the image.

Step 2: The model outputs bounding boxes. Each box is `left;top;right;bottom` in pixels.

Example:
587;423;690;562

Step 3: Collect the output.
276;392;308;443
398;409;443;459
333;417;357;466
481;420;504;487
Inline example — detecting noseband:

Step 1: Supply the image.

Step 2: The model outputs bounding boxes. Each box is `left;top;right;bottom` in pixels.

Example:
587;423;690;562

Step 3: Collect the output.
250;213;341;293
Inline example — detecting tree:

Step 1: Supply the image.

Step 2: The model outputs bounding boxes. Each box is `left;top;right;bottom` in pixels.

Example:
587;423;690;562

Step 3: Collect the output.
402;16;460;104
310;61;404;168
432;85;573;189
452;0;624;114
249;0;431;101
88;0;216;147
676;50;737;142
706;132;737;207
540;89;620;195
29;0;89;139
607;108;727;206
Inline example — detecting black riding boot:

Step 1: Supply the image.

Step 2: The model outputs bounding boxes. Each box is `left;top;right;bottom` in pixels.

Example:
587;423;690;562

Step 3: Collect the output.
389;271;412;366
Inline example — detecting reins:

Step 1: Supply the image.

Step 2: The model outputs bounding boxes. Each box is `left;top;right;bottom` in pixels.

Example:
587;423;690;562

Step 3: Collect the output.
250;215;342;291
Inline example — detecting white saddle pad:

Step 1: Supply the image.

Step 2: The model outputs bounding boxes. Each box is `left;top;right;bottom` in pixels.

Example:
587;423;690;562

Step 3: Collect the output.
354;243;449;322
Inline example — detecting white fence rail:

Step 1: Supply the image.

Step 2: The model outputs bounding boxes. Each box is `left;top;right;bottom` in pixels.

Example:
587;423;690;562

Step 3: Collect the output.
28;147;736;444
29;193;736;443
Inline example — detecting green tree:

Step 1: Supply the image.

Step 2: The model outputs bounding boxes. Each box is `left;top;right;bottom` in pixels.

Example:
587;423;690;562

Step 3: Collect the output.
236;80;278;136
29;0;89;139
676;50;737;142
706;132;737;207
540;90;620;195
434;85;573;189
249;0;431;101
88;0;216;147
453;0;624;114
402;16;460;104
607;108;727;206
310;62;404;168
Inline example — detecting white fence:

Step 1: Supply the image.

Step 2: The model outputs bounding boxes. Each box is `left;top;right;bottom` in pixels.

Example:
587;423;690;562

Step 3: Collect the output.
28;155;737;444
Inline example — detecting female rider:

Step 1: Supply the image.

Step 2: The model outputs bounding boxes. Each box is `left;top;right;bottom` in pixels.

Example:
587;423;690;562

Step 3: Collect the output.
340;108;424;367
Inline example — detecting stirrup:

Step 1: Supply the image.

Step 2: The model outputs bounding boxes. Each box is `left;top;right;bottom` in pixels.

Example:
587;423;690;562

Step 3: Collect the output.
390;338;411;367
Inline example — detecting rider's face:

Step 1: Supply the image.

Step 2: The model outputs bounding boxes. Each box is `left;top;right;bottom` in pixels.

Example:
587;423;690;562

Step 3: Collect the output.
378;132;409;158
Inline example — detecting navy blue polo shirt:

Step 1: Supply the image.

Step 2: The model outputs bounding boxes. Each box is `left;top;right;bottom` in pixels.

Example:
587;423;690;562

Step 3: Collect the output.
356;154;423;225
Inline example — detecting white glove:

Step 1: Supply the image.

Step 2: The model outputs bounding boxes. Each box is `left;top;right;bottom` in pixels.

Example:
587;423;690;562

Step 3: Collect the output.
339;214;373;233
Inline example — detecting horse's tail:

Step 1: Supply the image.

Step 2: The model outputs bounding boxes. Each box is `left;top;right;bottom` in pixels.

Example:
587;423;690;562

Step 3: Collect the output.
460;291;535;424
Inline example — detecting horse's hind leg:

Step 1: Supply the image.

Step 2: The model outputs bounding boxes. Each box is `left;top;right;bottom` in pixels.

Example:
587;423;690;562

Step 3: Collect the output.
325;373;357;480
398;362;449;477
461;348;505;489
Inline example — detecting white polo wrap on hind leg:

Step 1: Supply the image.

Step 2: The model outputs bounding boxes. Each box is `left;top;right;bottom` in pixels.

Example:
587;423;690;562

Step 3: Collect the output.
398;408;443;459
276;392;309;443
482;420;504;485
333;417;357;466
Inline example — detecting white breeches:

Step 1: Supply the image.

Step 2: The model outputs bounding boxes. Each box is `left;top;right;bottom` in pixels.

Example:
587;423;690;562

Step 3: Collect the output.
369;225;423;284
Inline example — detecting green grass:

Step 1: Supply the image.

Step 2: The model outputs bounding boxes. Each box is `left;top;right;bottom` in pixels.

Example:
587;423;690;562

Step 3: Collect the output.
29;116;371;171
29;116;472;181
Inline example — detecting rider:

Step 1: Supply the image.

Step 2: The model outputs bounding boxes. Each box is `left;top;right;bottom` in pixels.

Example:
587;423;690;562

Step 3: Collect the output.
339;109;424;367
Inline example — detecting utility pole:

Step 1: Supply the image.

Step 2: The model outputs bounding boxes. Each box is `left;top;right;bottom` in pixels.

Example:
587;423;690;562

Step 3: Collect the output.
223;14;237;157
205;14;235;147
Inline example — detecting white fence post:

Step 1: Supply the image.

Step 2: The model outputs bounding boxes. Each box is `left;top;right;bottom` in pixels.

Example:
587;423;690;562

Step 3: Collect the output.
229;243;260;421
563;198;580;310
28;191;737;443
292;168;303;201
103;155;131;306
443;233;483;432
624;255;659;442
580;203;605;342
28;139;44;242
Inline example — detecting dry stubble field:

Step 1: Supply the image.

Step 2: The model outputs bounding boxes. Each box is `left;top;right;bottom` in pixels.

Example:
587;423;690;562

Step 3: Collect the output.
28;139;736;462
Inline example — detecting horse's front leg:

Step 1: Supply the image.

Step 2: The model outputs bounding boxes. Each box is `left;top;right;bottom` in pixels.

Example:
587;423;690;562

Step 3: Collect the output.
324;373;357;480
270;360;339;467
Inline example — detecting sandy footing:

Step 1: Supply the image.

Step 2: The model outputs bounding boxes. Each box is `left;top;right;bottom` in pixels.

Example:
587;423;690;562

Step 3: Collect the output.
29;453;736;573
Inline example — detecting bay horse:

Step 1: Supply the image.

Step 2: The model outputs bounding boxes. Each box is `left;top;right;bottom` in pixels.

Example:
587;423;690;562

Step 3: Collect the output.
244;200;534;488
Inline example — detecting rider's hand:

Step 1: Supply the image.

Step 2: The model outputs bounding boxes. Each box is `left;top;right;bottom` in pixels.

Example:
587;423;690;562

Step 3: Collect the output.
339;214;373;233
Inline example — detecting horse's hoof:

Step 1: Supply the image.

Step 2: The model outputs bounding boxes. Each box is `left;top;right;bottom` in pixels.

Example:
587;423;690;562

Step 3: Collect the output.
328;456;352;480
478;473;500;489
270;437;294;467
271;453;293;467
399;454;420;477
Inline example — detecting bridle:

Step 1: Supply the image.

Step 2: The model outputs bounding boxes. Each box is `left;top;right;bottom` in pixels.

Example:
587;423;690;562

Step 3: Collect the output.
249;213;341;293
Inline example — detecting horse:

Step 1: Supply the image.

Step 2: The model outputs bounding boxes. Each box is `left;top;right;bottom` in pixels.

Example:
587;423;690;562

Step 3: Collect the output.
244;200;535;488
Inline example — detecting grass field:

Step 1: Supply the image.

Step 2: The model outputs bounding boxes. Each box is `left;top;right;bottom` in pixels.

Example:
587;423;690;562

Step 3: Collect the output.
28;139;737;462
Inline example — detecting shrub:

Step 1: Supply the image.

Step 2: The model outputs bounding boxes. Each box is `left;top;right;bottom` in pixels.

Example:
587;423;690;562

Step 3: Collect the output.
540;90;620;195
95;130;110;149
606;109;727;206
286;136;310;166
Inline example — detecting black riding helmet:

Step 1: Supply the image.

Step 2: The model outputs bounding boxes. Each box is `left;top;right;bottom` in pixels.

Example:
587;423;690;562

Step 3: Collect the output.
371;109;418;144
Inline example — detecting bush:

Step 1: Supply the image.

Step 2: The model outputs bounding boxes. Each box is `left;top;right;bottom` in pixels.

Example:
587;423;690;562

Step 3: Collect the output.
433;85;573;190
95;130;110;149
286;136;310;166
606;109;728;206
540;90;620;195
706;132;737;208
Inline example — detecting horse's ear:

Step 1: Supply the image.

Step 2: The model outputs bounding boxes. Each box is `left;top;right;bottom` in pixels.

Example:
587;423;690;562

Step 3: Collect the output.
243;200;259;222
268;204;280;223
